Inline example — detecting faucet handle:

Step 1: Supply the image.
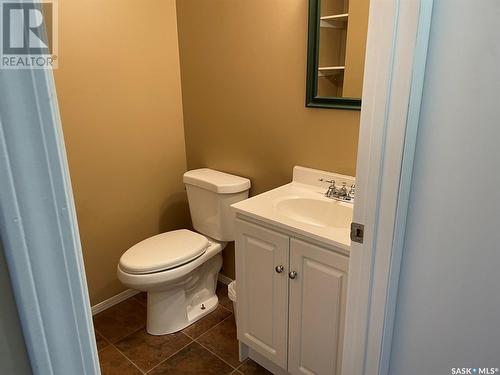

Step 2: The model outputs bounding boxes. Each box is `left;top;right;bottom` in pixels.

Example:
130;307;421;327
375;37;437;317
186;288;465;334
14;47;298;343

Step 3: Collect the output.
338;182;348;196
319;178;335;184
348;184;356;199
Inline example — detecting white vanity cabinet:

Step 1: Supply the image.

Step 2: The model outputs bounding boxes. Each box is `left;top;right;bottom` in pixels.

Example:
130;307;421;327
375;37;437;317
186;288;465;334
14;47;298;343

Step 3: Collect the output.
235;219;290;368
235;218;349;375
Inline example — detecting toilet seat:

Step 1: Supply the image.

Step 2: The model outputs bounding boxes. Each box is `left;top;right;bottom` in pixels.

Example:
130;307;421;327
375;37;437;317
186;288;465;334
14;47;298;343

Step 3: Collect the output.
117;240;224;293
119;229;209;275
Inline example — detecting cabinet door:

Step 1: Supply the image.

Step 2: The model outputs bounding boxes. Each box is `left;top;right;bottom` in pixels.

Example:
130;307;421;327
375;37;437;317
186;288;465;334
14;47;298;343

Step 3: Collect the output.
235;219;289;368
288;239;348;375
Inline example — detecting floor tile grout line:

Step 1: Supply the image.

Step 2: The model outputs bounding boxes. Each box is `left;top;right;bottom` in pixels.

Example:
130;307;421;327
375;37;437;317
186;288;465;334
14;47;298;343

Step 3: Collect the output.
217;282;234;310
93;327;105;337
97;311;230;372
93;296;147;344
96;343;111;352
219;303;233;313
108;324;147;346
183;307;233;340
148;313;236;372
179;330;194;342
95;293;237;373
197;312;234;339
111;344;147;374
182;329;201;341
124;330;194;374
93;328;112;351
194;339;239;371
145;337;194;374
235;358;249;371
112;335;149;373
194;314;240;370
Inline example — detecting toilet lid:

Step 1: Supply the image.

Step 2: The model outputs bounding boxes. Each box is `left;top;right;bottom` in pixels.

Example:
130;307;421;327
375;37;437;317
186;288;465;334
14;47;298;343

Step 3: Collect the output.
119;229;209;274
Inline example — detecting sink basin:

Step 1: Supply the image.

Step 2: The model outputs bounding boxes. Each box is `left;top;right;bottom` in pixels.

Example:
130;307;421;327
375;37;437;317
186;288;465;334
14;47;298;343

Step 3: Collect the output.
231;167;356;250
274;197;353;229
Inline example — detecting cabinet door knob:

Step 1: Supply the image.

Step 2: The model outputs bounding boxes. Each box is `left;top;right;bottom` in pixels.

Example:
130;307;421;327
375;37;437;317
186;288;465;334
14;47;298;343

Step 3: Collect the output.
288;271;298;279
275;265;284;273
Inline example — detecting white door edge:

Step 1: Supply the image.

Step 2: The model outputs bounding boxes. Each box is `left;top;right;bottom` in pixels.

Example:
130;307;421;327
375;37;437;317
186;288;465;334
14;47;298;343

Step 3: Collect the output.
342;0;434;374
0;69;100;373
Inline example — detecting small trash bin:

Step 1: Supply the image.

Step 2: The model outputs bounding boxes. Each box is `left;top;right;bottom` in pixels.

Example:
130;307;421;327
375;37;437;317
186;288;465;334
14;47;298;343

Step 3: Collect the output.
228;281;237;323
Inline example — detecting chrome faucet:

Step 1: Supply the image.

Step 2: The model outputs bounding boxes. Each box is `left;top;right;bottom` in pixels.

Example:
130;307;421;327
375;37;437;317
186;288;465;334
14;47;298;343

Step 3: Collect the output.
319;179;338;198
326;181;340;198
338;182;348;198
348;184;355;200
328;183;339;198
319;179;355;202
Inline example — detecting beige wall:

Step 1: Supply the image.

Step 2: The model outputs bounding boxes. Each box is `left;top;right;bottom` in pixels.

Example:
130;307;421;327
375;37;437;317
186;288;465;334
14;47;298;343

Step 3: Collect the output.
176;0;360;278
344;0;370;97
55;0;189;304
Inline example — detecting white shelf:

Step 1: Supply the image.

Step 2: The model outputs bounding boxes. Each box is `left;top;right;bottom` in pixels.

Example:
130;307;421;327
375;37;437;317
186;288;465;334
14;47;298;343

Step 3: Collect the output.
318;66;345;77
320;13;348;28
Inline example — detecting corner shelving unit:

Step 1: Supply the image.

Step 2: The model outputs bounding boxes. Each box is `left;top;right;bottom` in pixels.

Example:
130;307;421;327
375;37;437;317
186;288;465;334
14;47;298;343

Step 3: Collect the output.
320;13;348;28
318;66;345;77
312;0;351;100
317;11;348;78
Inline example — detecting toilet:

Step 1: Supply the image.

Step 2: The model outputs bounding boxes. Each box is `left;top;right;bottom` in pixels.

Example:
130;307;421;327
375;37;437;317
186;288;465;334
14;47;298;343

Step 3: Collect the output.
117;168;250;335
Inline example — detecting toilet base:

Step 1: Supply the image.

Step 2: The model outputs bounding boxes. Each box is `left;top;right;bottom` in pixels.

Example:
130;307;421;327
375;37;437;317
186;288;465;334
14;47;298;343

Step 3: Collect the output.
187;294;219;323
145;252;223;335
147;292;219;335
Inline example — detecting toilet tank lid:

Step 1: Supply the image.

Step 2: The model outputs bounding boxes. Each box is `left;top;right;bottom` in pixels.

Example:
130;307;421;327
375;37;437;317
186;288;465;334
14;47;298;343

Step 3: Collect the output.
183;168;251;194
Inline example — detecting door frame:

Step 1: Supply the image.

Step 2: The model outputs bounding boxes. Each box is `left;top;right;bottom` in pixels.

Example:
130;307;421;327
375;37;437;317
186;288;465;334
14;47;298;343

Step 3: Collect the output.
0;0;433;374
342;0;433;374
0;69;100;373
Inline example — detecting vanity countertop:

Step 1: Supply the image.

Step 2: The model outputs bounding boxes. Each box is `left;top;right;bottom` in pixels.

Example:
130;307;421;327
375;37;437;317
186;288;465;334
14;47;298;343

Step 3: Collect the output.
231;166;355;252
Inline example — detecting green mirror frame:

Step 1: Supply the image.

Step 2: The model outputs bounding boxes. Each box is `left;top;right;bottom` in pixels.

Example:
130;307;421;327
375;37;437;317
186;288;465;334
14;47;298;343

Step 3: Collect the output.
306;0;362;110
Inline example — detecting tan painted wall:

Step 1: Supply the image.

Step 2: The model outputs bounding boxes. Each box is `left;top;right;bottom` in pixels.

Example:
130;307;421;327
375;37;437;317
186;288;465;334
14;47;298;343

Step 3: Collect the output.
344;0;370;97
54;0;189;305
176;0;360;278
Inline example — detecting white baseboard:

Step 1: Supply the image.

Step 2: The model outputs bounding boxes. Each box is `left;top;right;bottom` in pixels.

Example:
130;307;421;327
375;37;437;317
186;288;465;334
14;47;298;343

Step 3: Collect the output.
92;277;232;316
218;274;234;285
91;289;140;316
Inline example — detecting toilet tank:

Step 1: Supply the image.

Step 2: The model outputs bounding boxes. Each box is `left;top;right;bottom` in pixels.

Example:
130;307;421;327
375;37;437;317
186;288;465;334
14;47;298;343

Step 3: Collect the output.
183;169;251;241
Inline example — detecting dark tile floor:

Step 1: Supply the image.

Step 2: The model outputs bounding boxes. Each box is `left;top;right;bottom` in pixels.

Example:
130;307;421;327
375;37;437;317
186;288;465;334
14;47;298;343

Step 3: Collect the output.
93;283;271;375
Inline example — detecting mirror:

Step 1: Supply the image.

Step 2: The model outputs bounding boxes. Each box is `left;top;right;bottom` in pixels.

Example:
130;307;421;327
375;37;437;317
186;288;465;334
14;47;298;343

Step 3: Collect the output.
306;0;370;110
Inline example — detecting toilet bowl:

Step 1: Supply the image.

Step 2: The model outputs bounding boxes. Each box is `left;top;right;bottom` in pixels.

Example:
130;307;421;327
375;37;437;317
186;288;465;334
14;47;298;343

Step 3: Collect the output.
117;169;250;335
